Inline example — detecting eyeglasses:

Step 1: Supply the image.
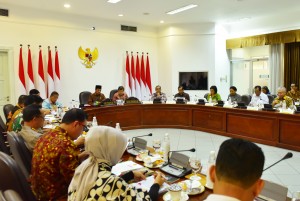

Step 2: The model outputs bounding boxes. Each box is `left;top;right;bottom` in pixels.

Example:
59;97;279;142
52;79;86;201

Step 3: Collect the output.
79;123;89;132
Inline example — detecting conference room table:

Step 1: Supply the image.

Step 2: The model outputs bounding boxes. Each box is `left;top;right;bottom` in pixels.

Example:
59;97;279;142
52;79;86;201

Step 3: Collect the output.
84;103;300;152
121;150;212;201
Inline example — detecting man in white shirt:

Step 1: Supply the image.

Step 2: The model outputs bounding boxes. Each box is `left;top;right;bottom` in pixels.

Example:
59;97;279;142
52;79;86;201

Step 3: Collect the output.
249;85;269;106
205;138;265;201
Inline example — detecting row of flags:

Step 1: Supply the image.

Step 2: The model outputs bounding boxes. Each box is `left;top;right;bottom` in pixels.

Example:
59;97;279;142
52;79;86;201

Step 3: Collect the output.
18;45;60;99
125;52;152;100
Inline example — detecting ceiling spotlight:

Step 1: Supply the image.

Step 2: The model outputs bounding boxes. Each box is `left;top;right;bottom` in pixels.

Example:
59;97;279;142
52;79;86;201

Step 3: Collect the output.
118;14;124;17
167;4;198;15
160;20;164;23
64;3;71;8
107;0;122;3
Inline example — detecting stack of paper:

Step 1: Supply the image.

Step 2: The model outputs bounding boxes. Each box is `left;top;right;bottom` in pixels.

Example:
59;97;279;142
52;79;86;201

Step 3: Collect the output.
111;161;143;176
130;175;170;194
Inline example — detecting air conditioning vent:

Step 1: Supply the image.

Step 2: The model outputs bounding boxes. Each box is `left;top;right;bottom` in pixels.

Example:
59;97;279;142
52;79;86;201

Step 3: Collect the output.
0;9;9;17
121;25;137;32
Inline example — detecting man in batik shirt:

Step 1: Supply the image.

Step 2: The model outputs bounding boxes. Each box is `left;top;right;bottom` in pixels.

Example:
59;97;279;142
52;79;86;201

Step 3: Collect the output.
31;108;88;201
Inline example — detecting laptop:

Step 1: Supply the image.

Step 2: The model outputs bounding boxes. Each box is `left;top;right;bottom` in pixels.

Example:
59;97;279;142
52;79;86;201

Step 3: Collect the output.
262;104;276;111
216;100;224;107
197;99;205;105
236;102;247;109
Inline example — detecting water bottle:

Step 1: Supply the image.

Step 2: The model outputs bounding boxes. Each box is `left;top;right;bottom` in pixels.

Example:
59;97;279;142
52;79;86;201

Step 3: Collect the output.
282;100;287;109
163;133;170;162
116;123;121;131
92;116;98;127
206;151;216;189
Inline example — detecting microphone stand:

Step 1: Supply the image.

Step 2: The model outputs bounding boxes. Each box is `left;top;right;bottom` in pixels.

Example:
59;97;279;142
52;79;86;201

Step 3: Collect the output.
263;152;293;171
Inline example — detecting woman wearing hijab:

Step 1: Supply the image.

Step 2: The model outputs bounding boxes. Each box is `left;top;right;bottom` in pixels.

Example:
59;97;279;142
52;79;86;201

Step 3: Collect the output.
68;126;165;201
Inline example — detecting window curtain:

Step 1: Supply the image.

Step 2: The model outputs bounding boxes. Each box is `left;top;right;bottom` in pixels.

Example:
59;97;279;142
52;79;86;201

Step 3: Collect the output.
284;42;300;88
269;44;284;94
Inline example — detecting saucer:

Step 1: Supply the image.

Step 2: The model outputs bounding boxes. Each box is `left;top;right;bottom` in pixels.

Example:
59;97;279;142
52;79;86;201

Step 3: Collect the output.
179;180;205;195
205;184;213;190
143;161;164;168
163;192;189;201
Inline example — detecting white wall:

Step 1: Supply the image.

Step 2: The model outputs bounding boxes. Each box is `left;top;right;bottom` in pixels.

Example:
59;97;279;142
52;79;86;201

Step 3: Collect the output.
158;23;217;99
0;5;159;105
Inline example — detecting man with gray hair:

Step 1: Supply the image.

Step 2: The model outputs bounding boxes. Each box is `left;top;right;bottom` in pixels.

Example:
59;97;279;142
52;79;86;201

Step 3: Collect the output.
272;87;294;109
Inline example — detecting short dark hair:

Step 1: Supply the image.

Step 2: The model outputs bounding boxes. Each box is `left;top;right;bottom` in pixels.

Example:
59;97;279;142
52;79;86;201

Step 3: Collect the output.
118;86;124;91
230;86;237;91
24;95;44;107
216;138;265;189
62;108;87;124
22;104;42;122
254;86;262;91
178;86;184;90
210;85;218;93
262;86;270;94
18;95;28;105
95;85;102;90
50;91;59;97
29;89;40;95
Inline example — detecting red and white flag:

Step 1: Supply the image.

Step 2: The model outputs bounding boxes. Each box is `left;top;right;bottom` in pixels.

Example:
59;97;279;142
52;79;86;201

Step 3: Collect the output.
135;53;141;100
125;52;131;97
37;47;46;99
145;53;152;95
140;53;147;100
47;47;54;97
18;45;26;95
27;45;35;91
130;52;136;97
54;47;61;92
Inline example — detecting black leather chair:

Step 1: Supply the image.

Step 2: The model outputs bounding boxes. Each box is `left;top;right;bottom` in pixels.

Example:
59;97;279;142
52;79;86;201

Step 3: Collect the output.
109;89;118;99
7;132;32;179
267;94;274;104
204;93;209;100
79;91;92;105
3;104;14;121
0;116;10;155
0;152;36;201
241;95;252;106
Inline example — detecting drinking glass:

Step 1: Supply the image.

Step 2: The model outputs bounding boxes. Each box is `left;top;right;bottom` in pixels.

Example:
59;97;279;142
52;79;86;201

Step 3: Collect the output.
153;139;161;153
189;157;202;181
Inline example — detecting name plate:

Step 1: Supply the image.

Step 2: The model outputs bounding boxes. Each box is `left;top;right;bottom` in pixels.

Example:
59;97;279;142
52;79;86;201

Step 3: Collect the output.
205;103;215;106
142;101;153;104
247;106;259;111
125;99;141;104
102;101;115;106
279;109;294;114
223;104;234;108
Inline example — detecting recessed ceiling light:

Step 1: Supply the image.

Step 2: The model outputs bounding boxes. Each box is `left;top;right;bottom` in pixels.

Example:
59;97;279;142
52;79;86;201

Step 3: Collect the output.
160;20;164;24
118;14;124;17
143;12;150;15
167;4;198;15
64;3;71;8
107;0;122;3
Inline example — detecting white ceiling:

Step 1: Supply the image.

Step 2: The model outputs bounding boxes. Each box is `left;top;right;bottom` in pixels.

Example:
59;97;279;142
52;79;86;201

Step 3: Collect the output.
1;0;300;27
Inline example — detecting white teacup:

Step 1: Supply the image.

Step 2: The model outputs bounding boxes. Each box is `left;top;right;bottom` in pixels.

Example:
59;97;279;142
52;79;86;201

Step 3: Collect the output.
169;184;182;201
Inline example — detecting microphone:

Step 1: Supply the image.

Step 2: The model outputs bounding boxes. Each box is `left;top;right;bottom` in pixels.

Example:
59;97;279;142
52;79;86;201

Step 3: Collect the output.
168;148;196;164
263;152;293;171
72;99;80;103
132;133;153;148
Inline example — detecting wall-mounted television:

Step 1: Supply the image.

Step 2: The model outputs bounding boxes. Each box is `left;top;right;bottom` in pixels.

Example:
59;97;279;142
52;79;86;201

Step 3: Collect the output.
179;72;208;90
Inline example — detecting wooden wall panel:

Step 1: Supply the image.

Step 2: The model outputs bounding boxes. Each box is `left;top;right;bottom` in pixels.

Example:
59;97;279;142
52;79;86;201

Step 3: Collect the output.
193;110;225;131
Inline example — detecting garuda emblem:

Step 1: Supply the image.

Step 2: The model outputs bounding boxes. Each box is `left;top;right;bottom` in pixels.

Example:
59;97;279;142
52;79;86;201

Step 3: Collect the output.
78;46;99;68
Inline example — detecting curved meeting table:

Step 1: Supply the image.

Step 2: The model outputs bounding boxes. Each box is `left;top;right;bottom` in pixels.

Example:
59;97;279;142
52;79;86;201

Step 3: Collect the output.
84;103;300;152
84;103;295;200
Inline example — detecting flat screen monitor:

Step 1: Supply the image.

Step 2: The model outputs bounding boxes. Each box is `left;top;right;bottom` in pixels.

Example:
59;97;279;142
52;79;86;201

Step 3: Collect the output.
179;72;208;90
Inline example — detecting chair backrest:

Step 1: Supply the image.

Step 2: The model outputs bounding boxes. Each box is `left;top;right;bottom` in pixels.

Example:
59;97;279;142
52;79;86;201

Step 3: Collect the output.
3;104;14;121
0;152;36;201
0;116;6;132
79;91;92;105
241;94;251;105
109;89;118;99
267;94;274;104
0;116;10;155
6;132;32;179
204;93;209;100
